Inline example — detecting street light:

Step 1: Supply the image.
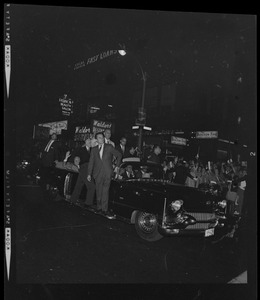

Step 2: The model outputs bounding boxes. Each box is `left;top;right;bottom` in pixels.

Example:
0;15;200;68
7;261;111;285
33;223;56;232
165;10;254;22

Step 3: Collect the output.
118;49;147;153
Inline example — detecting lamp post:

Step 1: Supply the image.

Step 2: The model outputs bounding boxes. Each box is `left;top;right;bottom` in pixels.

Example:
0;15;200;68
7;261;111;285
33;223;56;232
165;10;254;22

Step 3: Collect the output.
118;50;147;153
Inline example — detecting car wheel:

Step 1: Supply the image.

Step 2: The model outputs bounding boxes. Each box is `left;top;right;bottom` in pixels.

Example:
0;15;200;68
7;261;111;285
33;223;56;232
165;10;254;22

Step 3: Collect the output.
135;211;163;241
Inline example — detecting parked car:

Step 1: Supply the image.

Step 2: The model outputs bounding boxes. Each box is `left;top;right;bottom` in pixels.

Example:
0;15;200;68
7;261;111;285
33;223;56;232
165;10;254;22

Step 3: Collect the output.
37;159;238;241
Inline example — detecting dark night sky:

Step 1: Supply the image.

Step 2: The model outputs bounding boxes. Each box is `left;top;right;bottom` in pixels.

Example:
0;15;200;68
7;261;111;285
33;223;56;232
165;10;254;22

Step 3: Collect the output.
8;6;256;145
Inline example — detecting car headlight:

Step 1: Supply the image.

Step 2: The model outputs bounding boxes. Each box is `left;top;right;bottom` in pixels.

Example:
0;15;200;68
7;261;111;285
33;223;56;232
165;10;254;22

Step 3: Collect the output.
169;200;184;211
218;200;227;208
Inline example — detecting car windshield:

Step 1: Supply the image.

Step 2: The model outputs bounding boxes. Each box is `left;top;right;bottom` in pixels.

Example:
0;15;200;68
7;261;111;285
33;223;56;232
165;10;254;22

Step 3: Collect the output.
118;162;164;180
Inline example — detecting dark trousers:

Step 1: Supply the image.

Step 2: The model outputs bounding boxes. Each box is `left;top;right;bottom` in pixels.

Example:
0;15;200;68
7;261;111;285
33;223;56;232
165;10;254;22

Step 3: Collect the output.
95;174;111;212
70;174;95;205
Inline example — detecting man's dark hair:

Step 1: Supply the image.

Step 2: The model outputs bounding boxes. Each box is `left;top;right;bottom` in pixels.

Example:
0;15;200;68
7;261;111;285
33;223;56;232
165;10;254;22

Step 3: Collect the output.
95;132;104;139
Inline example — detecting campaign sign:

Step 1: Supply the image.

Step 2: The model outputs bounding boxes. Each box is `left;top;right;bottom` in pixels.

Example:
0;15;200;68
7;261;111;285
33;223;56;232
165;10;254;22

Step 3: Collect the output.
38;120;68;135
74;126;91;141
92;119;113;134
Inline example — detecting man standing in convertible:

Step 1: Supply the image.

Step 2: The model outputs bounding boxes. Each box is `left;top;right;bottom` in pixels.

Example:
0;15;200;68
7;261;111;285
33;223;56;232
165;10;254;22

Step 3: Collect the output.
87;132;122;217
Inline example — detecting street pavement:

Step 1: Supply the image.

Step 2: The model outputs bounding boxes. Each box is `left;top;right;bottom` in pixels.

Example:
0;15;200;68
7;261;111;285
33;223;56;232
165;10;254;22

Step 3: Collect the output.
13;183;249;284
6;177;256;299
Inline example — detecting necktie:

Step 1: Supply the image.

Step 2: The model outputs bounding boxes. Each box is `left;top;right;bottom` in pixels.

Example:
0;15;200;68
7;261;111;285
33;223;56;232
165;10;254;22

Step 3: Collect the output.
99;145;102;158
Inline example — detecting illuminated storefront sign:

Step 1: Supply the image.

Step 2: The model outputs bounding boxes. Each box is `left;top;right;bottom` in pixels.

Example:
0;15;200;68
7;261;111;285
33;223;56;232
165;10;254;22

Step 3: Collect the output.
74;50;119;70
196;131;218;139
171;136;187;146
38;120;68;135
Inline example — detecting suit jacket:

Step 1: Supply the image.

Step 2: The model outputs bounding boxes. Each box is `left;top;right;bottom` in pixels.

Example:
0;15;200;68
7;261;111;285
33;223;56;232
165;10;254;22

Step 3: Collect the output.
121;170;135;180
69;146;91;165
78;162;89;178
115;144;129;159
88;144;122;179
41;140;61;167
147;152;161;164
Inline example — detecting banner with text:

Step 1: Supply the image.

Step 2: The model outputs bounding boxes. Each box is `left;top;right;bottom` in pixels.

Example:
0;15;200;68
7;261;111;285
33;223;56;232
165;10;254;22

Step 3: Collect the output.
171;136;187;146
196;131;218;139
92;119;113;135
38;120;68;135
74;126;91;141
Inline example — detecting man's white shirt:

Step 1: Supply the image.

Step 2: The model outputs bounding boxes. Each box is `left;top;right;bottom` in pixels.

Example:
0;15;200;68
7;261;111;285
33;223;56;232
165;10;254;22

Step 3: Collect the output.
99;144;104;159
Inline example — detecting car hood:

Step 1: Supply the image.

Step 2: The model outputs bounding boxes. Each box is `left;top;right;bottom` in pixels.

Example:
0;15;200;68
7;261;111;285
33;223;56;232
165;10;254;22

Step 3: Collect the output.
126;179;220;211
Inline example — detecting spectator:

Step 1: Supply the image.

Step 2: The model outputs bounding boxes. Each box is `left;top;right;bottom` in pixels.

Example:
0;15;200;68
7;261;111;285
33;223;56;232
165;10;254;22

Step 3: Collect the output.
104;129;115;147
126;146;138;158
173;160;197;185
234;168;247;215
55;155;80;173
185;164;197;188
136;165;151;178
121;164;135;180
147;144;162;164
116;136;129;159
40;133;61;190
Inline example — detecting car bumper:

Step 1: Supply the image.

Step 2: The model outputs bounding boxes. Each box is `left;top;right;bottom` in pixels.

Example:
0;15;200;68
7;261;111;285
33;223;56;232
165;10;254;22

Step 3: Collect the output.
159;218;227;237
159;227;217;237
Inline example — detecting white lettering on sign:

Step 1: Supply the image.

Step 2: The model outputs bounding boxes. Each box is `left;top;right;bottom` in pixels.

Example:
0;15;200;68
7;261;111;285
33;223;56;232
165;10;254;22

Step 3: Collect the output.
196;131;218;139
93;120;112;129
74;50;119;70
75;126;91;134
171;136;187;145
59;96;73;116
92;120;112;134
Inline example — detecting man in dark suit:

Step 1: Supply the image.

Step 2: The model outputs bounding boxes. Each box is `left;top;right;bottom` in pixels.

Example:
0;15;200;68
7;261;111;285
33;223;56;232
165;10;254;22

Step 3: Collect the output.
121;164;135;180
69;138;96;207
115;136;129;159
104;129;115;147
87;132;122;217
147;144;162;165
40;133;61;190
172;160;197;185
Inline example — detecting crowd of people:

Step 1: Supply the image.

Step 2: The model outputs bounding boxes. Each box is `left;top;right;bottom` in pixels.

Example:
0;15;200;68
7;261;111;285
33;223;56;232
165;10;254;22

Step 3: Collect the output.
160;156;247;215
18;128;247;217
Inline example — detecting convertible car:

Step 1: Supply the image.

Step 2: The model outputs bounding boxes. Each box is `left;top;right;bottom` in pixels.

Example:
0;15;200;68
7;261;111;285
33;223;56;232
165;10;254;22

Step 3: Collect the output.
37;159;238;241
